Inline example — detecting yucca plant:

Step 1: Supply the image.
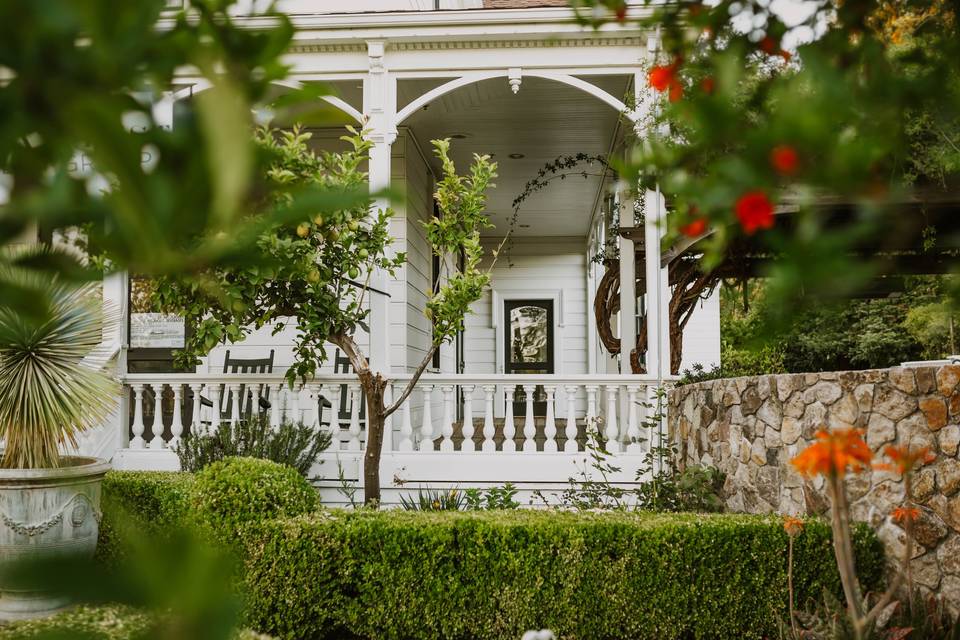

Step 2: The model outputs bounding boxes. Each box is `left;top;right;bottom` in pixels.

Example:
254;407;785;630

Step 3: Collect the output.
0;280;118;469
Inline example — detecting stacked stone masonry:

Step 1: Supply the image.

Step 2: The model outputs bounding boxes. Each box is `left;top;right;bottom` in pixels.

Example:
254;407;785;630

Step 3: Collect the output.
668;365;960;611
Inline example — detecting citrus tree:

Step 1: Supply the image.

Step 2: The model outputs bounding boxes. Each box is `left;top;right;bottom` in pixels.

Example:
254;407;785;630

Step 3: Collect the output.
152;127;497;504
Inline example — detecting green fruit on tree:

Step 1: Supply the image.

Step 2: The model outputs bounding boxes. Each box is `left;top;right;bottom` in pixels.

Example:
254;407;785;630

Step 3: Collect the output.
357;248;369;259
348;267;360;279
296;222;310;238
326;228;340;241
307;269;321;284
313;214;324;226
348;220;360;232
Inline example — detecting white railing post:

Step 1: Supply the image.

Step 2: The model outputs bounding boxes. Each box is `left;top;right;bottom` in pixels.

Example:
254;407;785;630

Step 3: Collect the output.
348;384;362;451
210;385;222;432
189;383;203;438
626;385;641;452
543;385;557;453
329;383;342;439
151;383;165;449
398;387;414;451
503;385;516;452
585;384;599;443
461;384;475;452
169;384;183;449
418;384;434;452
271;383;283;428
227;383;241;427
130;383;145;449
481;384;496;452
604;384;620;452
564;384;578;452
440;385;455;452
522;384;536;453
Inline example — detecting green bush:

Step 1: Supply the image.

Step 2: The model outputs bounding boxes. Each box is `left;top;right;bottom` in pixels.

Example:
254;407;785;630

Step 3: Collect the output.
242;511;884;640
96;471;195;565
192;457;319;545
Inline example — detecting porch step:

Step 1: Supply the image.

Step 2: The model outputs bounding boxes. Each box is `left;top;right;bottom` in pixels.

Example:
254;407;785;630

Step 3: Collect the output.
430;418;590;451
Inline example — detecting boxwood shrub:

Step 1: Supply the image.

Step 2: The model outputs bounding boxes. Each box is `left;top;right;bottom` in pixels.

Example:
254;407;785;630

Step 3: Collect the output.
191;457;319;545
96;471;195;565
242;510;884;640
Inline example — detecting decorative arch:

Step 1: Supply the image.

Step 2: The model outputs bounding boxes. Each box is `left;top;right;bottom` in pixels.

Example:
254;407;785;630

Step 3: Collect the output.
396;70;635;126
171;79;363;124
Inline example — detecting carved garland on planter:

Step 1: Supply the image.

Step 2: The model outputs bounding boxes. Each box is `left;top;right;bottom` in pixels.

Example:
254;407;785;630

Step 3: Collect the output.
1;493;101;537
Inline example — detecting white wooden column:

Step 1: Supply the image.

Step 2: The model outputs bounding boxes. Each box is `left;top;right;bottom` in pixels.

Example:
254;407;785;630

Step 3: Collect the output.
618;190;636;373
644;188;670;379
363;39;396;377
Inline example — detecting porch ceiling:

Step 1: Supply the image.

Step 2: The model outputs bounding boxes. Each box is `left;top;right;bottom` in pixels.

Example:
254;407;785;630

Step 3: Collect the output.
402;74;630;238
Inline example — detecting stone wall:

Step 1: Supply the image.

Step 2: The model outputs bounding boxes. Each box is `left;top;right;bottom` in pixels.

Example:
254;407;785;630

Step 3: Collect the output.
668;365;960;611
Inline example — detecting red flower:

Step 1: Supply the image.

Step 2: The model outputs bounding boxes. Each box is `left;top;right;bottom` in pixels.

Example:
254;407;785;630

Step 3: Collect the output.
680;216;707;237
770;144;799;175
668;80;683;103
701;76;715;95
892;506;921;524
791;428;873;478
615;4;627;22
734;191;775;234
648;65;675;92
759;36;778;55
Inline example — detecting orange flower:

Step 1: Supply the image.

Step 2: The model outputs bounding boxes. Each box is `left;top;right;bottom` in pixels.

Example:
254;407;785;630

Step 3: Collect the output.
770;144;799;175
892;506;921;524
791;428;873;478
783;516;804;537
649;58;683;102
668;80;684;103
876;445;936;475
680;216;707;238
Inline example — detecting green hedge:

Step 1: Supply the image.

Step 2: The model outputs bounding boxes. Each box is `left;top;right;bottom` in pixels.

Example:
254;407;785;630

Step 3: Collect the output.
96;471;196;565
242;510;884;640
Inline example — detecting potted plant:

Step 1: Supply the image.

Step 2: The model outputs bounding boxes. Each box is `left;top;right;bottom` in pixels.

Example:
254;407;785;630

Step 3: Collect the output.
0;278;117;621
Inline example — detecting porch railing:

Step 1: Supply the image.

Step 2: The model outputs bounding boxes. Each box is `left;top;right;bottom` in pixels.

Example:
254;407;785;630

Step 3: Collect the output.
120;372;674;456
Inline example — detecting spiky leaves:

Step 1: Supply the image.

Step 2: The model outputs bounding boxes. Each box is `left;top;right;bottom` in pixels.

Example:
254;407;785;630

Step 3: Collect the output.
0;282;118;469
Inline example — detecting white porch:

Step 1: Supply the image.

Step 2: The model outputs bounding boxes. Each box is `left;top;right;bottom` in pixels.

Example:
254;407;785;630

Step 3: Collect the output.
90;6;720;502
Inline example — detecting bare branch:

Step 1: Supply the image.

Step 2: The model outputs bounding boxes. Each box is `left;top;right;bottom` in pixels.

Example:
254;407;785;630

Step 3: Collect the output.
384;343;439;417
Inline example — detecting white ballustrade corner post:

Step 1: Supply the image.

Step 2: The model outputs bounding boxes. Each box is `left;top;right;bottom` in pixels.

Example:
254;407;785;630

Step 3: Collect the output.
543;385;557;453
460;384;475;452
563;384;578;453
481;384;496;452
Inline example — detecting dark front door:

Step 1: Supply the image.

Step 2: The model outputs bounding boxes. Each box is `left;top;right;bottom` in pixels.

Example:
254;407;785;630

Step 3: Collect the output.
504;299;554;416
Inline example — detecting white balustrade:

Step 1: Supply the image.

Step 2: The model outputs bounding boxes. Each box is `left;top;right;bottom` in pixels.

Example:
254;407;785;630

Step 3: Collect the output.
120;373;674;458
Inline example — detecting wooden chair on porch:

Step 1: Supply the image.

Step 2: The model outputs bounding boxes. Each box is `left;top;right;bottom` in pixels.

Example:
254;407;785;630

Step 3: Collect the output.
199;349;275;424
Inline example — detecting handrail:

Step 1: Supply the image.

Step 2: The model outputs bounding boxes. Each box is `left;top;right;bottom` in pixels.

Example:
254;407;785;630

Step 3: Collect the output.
120;371;678;385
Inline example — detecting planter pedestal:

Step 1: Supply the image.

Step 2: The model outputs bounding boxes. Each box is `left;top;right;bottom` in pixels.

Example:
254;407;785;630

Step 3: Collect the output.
0;457;110;621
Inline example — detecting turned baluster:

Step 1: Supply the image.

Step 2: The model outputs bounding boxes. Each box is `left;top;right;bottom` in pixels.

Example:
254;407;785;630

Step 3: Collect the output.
382;384;394;453
169;384;183;448
440;385;455;452
564;384;579;452
481;385;496;452
151;383;165;449
209;385;222;432
130;384;146;449
502;385;516;452
626;385;641;452
398;389;414;451
604;385;620;452
460;384;476;452
227;383;241;428
585;385;599;440
418;385;434;451
543;385;557;453
522;384;536;452
189;383;203;438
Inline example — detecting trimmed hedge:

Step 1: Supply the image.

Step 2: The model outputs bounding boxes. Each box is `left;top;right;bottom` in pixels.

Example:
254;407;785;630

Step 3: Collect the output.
192;457;319;545
96;471;195;565
242;510;884;640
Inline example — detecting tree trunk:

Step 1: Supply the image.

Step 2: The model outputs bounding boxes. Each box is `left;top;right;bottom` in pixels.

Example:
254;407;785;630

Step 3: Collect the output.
360;374;385;506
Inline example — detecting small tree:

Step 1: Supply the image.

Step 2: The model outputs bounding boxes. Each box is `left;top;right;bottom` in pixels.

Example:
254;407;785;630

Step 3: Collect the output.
153;126;497;504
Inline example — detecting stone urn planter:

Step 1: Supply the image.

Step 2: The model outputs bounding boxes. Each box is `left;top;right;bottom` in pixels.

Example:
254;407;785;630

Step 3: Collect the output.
0;456;111;621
